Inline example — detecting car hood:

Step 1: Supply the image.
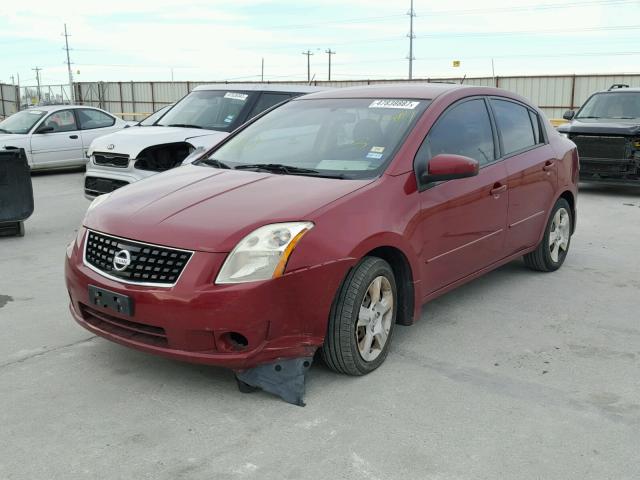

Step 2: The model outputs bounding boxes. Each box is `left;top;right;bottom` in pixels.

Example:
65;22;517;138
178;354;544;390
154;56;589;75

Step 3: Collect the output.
88;126;229;159
558;118;640;136
84;164;374;252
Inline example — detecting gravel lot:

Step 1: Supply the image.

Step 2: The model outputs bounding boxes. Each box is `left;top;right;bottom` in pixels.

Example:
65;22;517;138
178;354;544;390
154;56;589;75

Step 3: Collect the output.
1;171;639;480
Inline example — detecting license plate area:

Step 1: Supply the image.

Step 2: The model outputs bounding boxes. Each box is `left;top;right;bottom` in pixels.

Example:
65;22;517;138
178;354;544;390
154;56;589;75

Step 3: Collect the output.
88;285;134;316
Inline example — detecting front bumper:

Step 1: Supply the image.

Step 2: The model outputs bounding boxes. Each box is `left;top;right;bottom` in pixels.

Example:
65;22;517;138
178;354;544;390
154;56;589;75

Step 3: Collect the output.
84;162;158;198
65;228;349;369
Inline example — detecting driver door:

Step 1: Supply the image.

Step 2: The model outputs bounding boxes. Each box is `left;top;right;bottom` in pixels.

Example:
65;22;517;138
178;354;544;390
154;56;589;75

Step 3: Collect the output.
30;109;84;168
417;97;509;296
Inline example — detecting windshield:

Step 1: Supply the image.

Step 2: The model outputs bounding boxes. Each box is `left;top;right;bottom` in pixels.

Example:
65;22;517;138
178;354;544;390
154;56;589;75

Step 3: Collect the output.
138;104;172;126
0;109;47;134
199;98;429;179
156;90;256;131
577;92;640;119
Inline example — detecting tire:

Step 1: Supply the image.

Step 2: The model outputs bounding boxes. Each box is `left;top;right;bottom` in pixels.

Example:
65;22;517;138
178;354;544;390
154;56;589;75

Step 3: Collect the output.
524;198;572;272
322;256;397;376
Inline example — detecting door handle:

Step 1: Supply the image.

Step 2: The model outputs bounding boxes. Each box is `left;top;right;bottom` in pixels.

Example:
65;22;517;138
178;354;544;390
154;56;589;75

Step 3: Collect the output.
69;135;79;139
490;183;507;197
543;161;555;171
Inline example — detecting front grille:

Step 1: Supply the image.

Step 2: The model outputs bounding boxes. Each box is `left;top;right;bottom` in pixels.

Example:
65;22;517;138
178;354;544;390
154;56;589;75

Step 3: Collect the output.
93;152;129;168
85;176;129;196
571;135;628;160
84;230;193;286
80;304;168;347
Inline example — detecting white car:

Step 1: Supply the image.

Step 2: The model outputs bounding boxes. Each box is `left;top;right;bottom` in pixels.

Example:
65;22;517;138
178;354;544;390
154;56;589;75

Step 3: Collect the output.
0;105;128;170
84;84;325;198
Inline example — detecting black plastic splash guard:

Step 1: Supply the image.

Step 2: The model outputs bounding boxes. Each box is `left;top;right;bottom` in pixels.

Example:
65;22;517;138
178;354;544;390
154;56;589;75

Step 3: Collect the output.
235;356;314;406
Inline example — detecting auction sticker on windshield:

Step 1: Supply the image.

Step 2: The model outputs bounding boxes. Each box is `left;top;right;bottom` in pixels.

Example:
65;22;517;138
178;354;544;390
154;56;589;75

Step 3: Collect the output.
369;99;420;109
224;92;249;101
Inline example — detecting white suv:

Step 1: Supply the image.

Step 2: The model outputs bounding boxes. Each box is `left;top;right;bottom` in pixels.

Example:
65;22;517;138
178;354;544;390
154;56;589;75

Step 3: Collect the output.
84;84;325;198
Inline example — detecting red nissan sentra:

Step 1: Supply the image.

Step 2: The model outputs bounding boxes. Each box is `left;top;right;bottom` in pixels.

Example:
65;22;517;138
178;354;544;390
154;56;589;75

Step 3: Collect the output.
65;84;578;404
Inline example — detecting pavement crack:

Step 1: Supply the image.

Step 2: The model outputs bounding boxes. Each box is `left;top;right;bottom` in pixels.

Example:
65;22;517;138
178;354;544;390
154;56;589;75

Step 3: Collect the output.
0;336;97;370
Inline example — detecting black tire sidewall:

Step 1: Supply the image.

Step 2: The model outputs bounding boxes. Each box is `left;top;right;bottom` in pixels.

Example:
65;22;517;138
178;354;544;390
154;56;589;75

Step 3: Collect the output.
541;198;572;271
347;259;397;374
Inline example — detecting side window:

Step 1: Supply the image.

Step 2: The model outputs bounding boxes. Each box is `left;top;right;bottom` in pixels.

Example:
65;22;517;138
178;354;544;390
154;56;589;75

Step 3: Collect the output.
248;93;292;119
78;109;116;130
423;98;495;166
43;110;77;132
529;110;543;144
491;99;536;155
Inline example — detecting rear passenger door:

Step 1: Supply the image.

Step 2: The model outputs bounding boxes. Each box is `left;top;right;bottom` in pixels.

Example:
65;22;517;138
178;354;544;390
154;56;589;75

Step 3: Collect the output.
77;109;118;158
417;97;509;295
489;98;557;255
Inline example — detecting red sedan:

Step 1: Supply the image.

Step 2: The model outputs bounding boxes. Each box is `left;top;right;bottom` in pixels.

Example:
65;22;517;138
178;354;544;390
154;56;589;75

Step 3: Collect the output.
65;84;578;405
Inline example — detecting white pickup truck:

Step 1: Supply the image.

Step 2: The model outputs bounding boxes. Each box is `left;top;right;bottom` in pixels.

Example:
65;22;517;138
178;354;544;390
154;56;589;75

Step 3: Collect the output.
84;84;325;198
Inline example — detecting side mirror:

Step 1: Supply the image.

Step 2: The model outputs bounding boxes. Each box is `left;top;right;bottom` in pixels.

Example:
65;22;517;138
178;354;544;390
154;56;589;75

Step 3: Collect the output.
562;110;575;121
421;154;479;183
36;125;55;134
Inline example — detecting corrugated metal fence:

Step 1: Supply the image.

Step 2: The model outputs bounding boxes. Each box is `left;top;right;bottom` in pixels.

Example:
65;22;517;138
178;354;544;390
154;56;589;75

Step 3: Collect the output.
0;83;20;119
66;73;640;121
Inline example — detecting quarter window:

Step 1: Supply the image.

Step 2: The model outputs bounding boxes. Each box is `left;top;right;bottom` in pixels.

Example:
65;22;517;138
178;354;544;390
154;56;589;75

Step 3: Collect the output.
42;110;77;133
492;99;536;155
423;99;495;166
78;109;116;130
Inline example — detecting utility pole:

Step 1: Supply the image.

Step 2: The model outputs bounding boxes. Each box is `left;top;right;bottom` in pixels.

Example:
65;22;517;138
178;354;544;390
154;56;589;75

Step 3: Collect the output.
302;50;314;83
63;24;74;103
10;75;15;85
261;57;264;82
325;49;336;81
407;0;416;80
32;67;42;104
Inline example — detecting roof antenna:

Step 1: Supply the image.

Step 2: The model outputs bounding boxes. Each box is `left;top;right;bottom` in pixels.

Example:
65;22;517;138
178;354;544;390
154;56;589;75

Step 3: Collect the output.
460;74;466;85
308;73;316;86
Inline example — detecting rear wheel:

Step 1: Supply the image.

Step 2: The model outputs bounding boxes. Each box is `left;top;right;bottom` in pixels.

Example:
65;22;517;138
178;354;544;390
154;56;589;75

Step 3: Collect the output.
524;198;572;272
322;257;397;376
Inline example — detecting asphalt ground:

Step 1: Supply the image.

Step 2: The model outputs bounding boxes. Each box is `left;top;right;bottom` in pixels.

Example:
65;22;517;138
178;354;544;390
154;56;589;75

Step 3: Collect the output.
1;171;639;480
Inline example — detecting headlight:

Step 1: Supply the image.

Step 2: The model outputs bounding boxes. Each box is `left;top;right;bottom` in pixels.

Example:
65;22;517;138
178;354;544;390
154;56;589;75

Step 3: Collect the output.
87;192;111;212
216;222;314;284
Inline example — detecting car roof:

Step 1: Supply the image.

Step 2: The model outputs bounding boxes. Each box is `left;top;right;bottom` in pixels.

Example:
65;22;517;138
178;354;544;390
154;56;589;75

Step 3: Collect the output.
22;104;103;112
297;83;466;100
193;83;326;93
596;87;640;93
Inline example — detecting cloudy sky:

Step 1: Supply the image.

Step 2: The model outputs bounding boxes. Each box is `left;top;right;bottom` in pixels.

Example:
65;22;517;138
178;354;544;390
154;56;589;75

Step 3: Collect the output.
1;0;639;87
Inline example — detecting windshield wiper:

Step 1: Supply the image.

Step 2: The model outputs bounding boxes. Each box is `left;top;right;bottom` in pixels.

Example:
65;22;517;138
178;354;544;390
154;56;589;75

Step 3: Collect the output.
576;116;601;119
200;158;231;169
0;128;11;134
234;163;345;179
165;123;203;129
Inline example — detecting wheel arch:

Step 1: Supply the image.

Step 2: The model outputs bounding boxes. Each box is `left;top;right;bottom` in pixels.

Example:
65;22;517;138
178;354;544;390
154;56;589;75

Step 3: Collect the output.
559;190;577;233
362;245;416;326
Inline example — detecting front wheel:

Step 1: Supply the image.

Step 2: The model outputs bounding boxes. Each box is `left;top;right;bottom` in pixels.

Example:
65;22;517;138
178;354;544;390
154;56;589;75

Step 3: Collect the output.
322;257;397;376
524;198;572;272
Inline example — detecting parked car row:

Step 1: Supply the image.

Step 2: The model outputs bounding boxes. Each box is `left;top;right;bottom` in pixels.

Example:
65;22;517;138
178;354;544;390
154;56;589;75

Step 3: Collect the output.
64;83;579;405
0;105;127;170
